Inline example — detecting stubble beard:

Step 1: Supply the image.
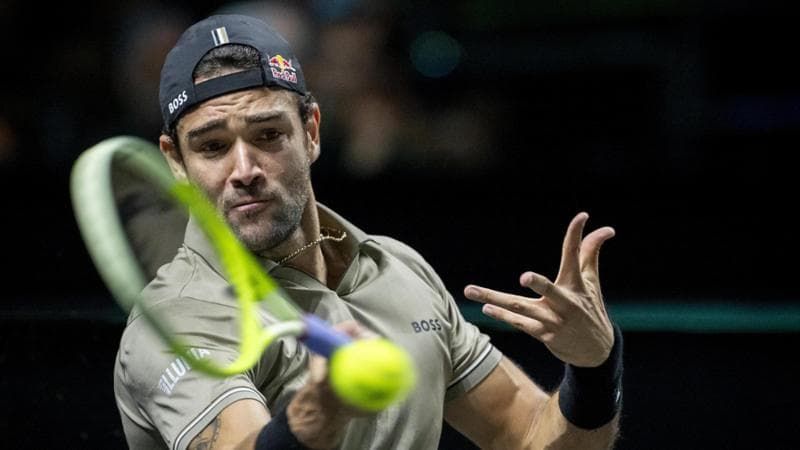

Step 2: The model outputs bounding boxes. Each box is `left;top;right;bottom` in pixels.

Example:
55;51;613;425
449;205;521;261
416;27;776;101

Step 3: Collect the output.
226;166;311;254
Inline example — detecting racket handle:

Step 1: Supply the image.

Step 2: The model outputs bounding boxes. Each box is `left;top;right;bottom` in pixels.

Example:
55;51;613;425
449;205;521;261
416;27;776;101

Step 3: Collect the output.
301;314;352;357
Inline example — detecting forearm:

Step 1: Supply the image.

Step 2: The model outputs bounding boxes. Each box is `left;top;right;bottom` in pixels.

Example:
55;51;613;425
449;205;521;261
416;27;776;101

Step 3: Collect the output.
525;391;619;450
444;351;621;450
285;380;352;449
526;324;623;449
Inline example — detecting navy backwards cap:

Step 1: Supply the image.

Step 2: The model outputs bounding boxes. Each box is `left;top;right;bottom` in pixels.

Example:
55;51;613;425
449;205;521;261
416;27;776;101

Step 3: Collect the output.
159;14;308;131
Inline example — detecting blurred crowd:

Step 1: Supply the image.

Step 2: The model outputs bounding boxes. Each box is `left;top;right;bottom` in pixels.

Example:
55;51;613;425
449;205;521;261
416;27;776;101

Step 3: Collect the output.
2;0;797;303
0;0;508;295
0;0;500;184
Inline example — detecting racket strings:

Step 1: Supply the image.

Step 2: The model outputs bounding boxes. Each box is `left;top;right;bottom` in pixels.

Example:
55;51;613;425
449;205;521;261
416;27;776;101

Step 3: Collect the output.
72;137;305;378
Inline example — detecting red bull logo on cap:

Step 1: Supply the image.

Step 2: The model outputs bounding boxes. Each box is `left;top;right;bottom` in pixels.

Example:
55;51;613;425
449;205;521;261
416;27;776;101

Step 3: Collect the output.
268;54;298;84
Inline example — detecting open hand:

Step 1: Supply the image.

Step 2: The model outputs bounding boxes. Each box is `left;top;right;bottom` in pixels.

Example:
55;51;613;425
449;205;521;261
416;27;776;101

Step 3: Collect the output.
464;212;615;367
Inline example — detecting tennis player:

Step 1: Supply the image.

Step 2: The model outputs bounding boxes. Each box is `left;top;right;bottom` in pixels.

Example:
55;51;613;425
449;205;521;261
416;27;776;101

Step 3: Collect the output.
114;14;622;450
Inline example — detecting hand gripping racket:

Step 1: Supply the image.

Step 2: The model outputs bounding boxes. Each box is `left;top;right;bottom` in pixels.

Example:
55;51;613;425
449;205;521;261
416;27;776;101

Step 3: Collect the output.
70;136;415;411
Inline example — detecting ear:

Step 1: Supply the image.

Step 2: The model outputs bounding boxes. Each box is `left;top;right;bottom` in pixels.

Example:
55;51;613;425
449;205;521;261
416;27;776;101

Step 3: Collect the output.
304;103;321;163
159;134;187;181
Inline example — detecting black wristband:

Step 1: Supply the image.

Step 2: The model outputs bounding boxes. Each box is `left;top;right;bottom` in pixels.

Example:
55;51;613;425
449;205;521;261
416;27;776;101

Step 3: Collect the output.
557;323;623;429
254;406;309;450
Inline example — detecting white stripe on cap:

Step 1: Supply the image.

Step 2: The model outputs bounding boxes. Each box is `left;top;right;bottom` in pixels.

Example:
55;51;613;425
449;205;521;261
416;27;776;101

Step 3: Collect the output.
211;27;229;46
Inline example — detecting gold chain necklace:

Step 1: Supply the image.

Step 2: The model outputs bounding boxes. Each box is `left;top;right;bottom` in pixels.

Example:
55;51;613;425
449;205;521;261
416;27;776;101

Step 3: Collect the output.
277;227;347;266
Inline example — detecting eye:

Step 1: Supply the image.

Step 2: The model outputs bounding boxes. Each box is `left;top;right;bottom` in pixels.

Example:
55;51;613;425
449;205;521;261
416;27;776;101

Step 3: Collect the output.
257;128;283;142
198;140;227;156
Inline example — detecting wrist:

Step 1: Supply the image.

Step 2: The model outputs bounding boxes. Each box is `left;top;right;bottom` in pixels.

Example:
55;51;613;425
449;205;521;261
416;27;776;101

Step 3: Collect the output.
286;380;351;449
254;406;308;450
557;323;623;429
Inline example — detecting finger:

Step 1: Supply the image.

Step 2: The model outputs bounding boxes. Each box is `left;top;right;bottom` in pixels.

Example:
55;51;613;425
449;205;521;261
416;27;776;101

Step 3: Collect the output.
556;212;589;285
519;271;573;315
481;303;548;338
464;285;560;325
579;226;615;281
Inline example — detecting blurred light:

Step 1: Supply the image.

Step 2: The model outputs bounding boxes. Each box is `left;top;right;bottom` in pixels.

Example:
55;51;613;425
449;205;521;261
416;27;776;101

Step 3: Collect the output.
410;31;462;78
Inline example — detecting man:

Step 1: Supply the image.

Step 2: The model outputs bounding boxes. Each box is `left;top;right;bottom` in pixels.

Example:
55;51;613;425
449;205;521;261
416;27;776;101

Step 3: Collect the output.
114;14;623;450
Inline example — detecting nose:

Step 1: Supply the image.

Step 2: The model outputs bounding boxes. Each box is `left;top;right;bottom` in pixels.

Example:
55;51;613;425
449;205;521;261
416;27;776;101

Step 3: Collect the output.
229;138;264;187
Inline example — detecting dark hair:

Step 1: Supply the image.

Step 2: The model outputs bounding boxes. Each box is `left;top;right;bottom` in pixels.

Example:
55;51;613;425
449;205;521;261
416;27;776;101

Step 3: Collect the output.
166;44;316;145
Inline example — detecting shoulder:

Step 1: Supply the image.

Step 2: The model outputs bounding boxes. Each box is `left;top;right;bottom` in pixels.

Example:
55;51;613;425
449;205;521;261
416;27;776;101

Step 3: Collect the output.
130;246;232;323
116;303;180;399
371;235;423;259
116;292;241;397
370;235;445;292
114;294;273;442
370;235;433;274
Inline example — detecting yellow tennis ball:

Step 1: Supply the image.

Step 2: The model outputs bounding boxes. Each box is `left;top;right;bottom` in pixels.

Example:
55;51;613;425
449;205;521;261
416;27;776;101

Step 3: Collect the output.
329;338;416;412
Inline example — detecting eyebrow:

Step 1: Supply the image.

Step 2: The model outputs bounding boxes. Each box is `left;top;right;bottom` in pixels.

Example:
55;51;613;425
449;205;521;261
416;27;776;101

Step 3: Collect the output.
245;111;286;124
186;119;226;141
185;112;288;141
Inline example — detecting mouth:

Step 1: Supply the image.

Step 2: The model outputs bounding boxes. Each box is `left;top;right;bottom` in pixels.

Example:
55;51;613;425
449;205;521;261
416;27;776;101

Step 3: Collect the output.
228;198;271;214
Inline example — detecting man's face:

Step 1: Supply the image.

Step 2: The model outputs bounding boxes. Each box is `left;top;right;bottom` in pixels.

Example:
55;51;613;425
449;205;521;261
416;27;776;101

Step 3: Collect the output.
166;88;320;253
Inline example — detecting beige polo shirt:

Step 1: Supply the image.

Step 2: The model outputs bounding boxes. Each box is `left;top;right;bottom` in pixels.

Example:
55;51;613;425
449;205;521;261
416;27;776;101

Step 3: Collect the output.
114;204;503;449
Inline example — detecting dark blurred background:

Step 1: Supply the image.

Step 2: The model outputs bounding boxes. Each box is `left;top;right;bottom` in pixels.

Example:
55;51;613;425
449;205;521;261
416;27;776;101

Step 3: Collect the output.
1;0;798;448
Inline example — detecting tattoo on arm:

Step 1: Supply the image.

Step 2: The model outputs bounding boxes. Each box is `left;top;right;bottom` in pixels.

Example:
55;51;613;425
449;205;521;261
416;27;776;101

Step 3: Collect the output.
189;416;222;450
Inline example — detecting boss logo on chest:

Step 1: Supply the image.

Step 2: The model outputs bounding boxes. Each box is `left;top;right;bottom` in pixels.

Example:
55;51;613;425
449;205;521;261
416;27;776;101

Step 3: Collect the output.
411;318;442;333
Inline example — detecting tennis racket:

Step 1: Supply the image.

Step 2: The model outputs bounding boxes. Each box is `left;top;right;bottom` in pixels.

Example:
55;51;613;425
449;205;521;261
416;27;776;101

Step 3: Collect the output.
70;136;415;411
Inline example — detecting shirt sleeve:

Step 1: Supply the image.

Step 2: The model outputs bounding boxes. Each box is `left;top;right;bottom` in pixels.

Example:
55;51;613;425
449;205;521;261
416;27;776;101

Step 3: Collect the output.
117;298;304;450
440;288;503;400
